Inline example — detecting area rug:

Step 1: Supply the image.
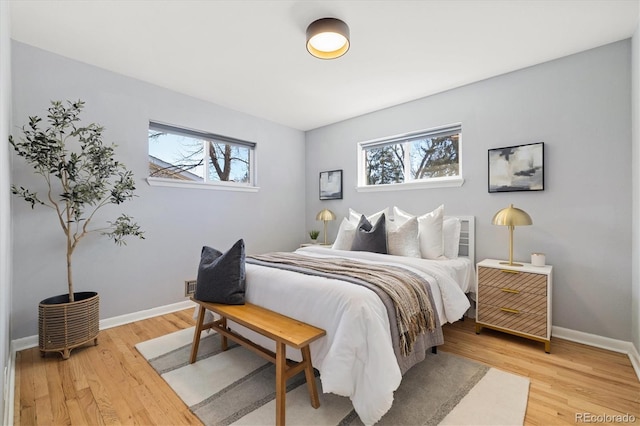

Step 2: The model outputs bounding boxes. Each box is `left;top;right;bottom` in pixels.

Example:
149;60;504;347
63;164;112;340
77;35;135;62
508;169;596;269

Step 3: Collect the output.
136;327;529;425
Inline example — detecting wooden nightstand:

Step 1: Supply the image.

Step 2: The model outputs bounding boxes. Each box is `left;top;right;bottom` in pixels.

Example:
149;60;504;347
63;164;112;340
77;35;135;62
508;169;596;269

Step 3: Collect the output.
475;259;553;353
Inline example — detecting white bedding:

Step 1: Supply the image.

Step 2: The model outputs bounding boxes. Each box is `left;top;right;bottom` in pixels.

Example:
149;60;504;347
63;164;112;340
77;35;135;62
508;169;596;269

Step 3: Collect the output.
234;246;472;425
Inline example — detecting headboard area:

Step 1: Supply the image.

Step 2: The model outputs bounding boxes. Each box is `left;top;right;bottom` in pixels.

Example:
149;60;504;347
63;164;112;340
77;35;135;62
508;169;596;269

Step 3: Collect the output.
453;216;475;265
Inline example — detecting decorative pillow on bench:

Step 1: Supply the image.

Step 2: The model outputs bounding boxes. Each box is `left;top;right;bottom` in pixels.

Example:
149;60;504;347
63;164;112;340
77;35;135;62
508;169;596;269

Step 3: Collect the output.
195;239;246;305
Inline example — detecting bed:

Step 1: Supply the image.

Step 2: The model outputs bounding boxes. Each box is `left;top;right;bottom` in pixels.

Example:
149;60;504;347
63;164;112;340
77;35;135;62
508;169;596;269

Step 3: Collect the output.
213;212;475;425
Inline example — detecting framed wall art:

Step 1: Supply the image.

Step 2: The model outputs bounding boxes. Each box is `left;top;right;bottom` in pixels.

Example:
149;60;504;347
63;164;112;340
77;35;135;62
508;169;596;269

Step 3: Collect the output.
319;169;343;200
488;142;544;193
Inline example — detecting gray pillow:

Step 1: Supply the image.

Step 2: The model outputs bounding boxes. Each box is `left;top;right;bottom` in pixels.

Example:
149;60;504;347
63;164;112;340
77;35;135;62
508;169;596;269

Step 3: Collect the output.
195;239;246;304
351;214;388;254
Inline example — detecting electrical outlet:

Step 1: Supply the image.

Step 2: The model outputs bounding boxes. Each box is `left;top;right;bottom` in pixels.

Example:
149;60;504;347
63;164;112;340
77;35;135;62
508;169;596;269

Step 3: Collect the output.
184;280;197;297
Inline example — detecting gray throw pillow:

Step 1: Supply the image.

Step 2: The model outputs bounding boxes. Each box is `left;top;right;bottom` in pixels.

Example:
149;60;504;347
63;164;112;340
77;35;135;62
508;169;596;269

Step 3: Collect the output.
195;239;246;304
351;214;388;254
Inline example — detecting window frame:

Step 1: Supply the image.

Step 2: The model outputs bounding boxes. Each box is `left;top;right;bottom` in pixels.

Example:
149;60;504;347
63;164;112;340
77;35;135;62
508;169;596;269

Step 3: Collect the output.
356;123;464;192
146;121;258;192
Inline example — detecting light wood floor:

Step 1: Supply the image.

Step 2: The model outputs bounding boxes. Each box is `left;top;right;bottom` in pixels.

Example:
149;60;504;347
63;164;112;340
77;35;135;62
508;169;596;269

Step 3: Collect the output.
14;309;640;425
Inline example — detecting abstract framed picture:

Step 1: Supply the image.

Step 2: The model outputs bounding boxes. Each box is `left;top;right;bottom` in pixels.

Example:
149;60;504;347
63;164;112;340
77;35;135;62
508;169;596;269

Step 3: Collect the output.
488;142;544;193
319;169;343;200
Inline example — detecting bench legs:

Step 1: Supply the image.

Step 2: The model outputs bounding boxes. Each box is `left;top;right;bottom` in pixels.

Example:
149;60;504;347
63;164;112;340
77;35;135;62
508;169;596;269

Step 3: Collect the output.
189;305;206;364
190;305;321;426
302;346;320;408
220;316;228;350
275;342;286;426
274;343;319;425
190;305;228;364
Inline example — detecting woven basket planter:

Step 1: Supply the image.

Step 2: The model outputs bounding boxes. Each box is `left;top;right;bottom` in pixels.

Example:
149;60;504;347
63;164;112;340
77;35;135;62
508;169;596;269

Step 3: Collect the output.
39;291;100;359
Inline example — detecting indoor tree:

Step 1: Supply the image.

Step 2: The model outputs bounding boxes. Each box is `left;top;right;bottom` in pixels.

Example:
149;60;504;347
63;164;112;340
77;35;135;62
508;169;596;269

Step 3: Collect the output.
11;100;144;302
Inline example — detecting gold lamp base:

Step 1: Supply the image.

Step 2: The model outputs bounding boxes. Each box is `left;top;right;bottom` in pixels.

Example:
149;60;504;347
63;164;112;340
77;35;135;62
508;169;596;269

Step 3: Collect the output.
316;209;336;245
502;225;524;267
493;204;533;268
499;260;524;267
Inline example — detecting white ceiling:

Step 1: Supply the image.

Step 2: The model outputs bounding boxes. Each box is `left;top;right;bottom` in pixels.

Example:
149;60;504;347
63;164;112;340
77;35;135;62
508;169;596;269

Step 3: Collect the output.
9;0;640;131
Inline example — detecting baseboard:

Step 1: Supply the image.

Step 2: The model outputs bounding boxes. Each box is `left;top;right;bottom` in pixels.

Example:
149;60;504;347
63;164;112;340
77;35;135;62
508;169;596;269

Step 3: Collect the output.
11;299;196;353
6;298;197;424
6;308;638;425
630;345;640;380
3;340;15;426
552;326;640;381
99;299;196;330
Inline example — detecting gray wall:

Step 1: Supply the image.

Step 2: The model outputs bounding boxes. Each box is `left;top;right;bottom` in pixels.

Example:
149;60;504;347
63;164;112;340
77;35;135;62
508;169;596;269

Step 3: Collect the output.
306;40;633;341
11;42;306;339
632;19;640;353
10;38;637;344
0;1;11;422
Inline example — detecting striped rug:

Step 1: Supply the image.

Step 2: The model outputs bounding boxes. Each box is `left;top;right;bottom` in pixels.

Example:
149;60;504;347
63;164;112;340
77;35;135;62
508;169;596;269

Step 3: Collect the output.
136;327;529;425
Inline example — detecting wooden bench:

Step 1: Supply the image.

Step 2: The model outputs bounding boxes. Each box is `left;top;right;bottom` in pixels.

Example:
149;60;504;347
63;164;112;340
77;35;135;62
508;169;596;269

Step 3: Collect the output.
190;297;326;426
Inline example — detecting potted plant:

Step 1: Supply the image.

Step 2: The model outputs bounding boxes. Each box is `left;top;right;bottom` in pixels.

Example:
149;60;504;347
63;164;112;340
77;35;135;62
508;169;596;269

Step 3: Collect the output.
309;230;320;243
11;100;144;359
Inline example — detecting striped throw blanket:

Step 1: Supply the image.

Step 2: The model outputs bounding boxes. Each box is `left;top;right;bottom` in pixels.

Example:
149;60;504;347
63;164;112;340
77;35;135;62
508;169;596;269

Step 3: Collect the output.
247;252;435;356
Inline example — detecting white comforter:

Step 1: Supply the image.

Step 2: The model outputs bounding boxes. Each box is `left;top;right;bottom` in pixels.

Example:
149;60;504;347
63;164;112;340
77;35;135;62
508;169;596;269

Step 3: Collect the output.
237;246;471;425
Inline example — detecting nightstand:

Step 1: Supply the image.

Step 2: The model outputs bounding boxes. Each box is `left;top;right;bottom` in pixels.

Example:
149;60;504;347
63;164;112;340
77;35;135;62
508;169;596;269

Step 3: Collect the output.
300;243;332;248
475;259;553;353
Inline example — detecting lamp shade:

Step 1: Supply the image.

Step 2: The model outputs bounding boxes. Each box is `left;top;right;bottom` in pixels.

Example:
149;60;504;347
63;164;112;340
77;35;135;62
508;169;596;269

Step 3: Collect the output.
306;18;350;59
492;204;532;227
316;209;336;221
492;204;532;266
316;209;336;245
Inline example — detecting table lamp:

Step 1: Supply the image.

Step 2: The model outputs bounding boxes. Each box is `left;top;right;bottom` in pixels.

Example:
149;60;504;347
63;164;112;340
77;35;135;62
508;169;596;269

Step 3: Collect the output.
492;204;532;266
316;209;336;245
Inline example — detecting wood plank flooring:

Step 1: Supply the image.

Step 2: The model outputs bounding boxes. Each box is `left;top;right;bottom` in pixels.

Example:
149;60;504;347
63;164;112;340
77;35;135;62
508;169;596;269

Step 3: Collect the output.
14;309;640;425
441;319;639;425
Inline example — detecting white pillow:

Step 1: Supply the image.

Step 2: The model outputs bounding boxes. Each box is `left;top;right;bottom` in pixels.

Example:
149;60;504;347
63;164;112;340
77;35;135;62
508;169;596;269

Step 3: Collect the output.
348;207;390;225
387;216;421;258
443;216;461;258
332;218;357;250
393;205;444;259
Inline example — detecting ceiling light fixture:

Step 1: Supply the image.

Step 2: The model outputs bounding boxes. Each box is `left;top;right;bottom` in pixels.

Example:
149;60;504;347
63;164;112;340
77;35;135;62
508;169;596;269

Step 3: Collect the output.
306;18;350;60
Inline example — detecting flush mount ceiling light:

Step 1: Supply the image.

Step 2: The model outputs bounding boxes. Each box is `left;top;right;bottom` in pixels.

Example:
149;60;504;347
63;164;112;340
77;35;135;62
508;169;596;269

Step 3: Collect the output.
306;18;350;59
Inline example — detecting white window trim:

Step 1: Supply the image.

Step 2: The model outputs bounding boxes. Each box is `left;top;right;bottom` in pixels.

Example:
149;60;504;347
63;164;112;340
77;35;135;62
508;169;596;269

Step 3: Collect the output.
146;176;260;192
356;176;464;192
357;123;463;190
148;121;257;189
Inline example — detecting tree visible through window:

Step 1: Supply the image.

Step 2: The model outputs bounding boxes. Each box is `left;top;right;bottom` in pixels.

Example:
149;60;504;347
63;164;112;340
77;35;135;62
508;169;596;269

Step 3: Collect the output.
360;125;461;186
365;145;405;185
148;122;255;185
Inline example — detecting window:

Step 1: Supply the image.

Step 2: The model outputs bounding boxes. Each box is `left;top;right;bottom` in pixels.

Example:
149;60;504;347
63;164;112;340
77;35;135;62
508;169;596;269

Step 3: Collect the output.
148;122;256;190
357;124;462;190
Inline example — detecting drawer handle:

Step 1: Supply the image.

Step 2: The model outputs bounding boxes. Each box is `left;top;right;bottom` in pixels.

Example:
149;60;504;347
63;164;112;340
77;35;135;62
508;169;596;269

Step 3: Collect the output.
500;269;520;274
500;307;520;314
500;288;520;294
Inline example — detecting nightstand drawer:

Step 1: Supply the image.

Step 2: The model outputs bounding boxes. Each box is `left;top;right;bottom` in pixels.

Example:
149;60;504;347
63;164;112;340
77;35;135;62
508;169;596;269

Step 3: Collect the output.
477;286;547;315
476;259;552;352
478;266;546;295
477;305;546;338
